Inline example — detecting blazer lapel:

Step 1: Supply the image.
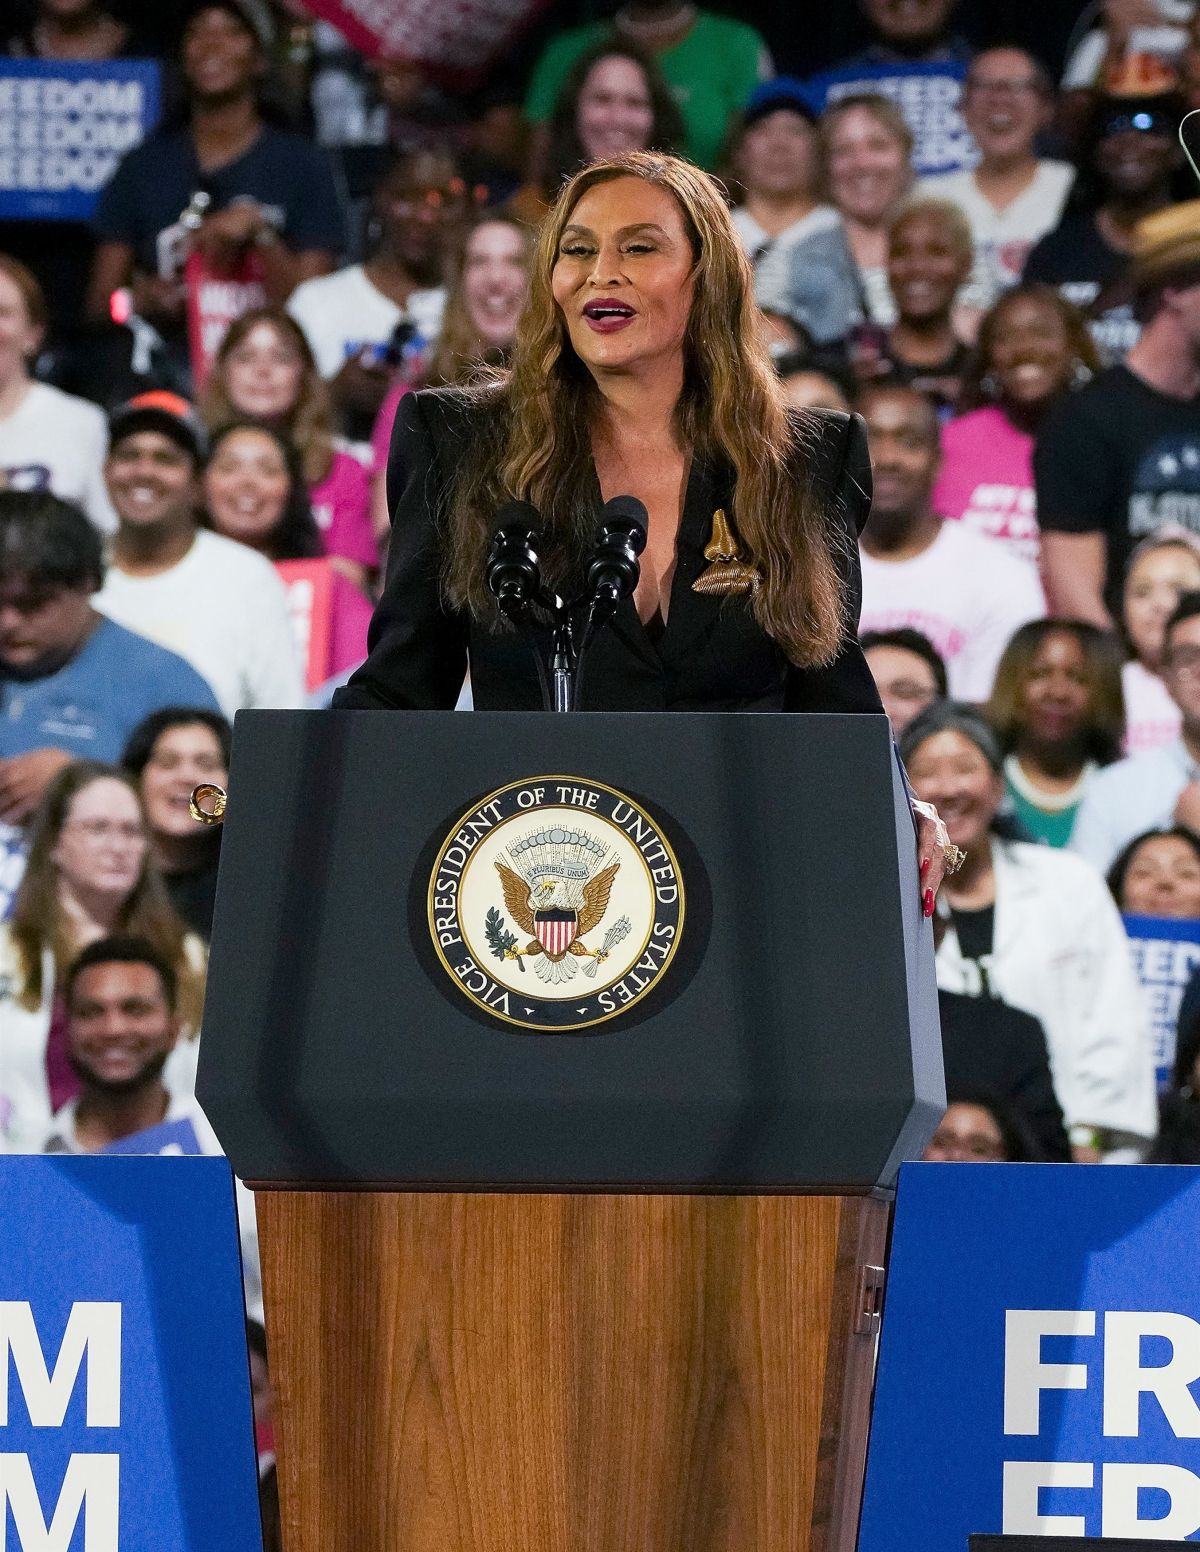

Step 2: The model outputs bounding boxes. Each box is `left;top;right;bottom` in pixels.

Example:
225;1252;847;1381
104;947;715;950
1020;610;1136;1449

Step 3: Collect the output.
659;454;736;661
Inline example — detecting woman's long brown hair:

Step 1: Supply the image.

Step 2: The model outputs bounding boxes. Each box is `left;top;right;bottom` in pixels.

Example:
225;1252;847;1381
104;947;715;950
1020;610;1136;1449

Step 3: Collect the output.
9;762;205;1031
443;152;850;667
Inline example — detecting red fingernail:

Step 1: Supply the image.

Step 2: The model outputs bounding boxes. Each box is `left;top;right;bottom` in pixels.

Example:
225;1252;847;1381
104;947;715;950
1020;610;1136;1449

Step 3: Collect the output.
920;857;930;877
923;889;934;918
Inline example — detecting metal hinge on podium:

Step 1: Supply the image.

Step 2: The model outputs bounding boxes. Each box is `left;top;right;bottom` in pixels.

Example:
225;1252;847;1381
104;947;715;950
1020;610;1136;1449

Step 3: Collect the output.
854;1263;886;1336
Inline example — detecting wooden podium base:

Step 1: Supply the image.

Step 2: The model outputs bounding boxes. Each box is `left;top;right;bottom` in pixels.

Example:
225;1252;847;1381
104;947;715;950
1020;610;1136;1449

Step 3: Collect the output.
259;1192;889;1552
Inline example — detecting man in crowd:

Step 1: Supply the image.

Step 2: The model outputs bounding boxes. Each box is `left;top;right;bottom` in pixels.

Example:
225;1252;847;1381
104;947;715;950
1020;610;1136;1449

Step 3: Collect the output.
920;47;1075;311
96;393;304;716
42;937;189;1154
0;489;219;823
1072;592;1200;873
833;0;972;70
856;384;1045;701
1036;201;1200;626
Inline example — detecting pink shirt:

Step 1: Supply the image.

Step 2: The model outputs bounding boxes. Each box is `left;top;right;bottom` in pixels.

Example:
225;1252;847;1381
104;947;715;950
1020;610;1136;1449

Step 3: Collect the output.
933;405;1040;568
309;448;378;571
371;383;411;475
1122;658;1182;756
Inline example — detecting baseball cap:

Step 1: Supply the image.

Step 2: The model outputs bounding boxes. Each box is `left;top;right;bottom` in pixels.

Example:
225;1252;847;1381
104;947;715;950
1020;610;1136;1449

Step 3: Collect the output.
108;392;209;466
743;78;818;129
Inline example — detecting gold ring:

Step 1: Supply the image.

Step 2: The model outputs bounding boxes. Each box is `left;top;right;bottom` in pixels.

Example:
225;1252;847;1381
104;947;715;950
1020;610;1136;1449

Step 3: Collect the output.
189;783;227;826
941;841;967;876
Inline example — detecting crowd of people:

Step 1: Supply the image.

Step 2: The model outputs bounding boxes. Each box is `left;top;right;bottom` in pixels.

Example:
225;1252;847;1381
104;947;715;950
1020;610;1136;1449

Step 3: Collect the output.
1;0;1199;1525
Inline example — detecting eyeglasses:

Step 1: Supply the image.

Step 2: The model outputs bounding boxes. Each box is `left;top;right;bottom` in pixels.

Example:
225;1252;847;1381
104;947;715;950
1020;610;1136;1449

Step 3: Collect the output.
967;77;1041;97
63;819;145;844
1101;111;1172;137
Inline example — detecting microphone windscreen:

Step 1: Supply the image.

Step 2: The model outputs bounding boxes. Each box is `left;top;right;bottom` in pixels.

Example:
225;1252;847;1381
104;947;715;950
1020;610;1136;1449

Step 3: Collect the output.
599;494;649;545
493;499;542;535
1182;110;1200;187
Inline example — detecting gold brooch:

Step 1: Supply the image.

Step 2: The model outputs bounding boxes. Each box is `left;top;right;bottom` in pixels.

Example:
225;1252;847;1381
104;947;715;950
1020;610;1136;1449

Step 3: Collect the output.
692;508;761;596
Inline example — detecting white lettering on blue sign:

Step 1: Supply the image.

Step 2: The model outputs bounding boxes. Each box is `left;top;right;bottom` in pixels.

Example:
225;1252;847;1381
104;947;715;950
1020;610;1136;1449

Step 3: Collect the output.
0;1303;121;1549
1002;1308;1200;1536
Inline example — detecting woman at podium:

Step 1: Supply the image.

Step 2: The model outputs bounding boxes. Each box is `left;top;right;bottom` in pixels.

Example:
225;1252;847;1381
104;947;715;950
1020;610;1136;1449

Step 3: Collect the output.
335;151;951;898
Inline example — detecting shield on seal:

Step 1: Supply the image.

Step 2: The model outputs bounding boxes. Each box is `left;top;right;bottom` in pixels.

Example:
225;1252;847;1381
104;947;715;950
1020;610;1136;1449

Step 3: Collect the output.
535;909;577;958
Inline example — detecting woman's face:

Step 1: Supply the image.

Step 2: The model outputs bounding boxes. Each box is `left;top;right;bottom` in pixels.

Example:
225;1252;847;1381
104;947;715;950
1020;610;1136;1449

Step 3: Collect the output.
222;322;305;423
0;271;41;385
864;643;939;732
552;176;695;382
1017;629;1092;748
1121;834;1200;918
887;211;970;323
462;222;530;350
825;107;912;226
905;728;1003;852
182;5;260;100
204;428;291;551
575;56;655;161
1123;544;1200;669
141;723;228;841
52;779;147;901
737;109;818;201
923;1102;1009;1161
989;294;1075;409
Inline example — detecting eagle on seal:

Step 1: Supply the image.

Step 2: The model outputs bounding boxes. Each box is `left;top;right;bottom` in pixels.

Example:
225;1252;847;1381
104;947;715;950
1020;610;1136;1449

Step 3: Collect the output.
494;858;620;984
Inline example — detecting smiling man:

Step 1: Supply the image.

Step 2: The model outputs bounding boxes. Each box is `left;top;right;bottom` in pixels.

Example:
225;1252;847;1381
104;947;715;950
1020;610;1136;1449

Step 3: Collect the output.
920;47;1075;312
96;392;304;715
0;489;218;823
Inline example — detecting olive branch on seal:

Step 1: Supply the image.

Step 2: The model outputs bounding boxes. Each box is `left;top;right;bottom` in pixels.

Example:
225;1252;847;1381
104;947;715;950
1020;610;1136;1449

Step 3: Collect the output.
485;907;524;971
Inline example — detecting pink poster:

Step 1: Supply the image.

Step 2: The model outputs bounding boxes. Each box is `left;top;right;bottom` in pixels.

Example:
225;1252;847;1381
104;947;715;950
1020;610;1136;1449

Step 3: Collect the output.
295;0;549;86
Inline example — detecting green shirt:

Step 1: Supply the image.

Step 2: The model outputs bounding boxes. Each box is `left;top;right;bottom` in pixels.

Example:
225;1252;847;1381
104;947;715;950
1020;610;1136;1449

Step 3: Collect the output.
523;13;769;169
1003;757;1097;849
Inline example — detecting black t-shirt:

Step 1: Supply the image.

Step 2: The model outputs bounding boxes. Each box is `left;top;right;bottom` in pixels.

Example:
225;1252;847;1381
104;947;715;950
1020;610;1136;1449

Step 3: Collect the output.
164;844;221;942
1035;364;1200;614
949;903;995;963
93;122;348;277
1022;210;1140;363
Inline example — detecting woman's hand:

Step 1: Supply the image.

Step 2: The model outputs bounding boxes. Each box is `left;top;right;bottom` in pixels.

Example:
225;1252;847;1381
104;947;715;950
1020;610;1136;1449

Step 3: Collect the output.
912;798;951;919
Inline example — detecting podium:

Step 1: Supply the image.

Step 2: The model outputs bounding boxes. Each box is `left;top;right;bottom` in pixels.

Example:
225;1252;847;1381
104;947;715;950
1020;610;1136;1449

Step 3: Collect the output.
199;710;943;1552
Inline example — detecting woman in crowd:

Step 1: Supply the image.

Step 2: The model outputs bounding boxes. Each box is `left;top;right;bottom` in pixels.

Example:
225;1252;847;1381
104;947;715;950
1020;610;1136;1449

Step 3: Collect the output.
764;94;914;348
776;361;852;414
861;628;947;735
986;620;1125;847
338;151;956;905
0;761;206;1152
934;286;1099;570
510;41;684;225
855;199;973;416
1152;977;1200;1164
203;421;373;680
0;257;114;531
201;309;379;595
728;81;837;303
922;1091;1042;1162
900;702;1156;1159
1108;826;1200;919
1120;530;1200;755
1023;92;1184;362
122;708;233;942
369;214;534;542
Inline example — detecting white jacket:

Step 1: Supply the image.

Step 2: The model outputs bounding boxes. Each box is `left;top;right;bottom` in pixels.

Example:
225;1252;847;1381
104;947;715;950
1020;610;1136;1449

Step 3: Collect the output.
0;929;204;1154
935;838;1157;1141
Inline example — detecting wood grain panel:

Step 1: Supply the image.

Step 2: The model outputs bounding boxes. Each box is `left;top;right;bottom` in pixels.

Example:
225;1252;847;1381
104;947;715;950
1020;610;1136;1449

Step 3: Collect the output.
259;1192;867;1552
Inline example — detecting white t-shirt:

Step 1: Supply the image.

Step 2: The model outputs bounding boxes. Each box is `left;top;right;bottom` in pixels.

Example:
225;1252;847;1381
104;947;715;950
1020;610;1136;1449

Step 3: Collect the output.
0;380;116;532
96;529;305;716
858;522;1046;702
1122;658;1182;757
919;162;1075;311
731;203;841;319
287;264;445;379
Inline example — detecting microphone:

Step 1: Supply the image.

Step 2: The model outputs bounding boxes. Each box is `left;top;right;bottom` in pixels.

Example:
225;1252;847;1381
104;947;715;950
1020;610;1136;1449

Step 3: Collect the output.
485;501;543;621
1183;111;1200;188
586;495;648;611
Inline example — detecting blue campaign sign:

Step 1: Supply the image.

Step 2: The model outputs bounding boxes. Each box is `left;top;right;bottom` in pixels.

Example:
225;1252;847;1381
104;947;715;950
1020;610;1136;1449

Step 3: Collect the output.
0;58;161;221
1125;914;1200;1087
0;1155;260;1551
807;59;974;176
860;1164;1200;1550
102;1118;204;1157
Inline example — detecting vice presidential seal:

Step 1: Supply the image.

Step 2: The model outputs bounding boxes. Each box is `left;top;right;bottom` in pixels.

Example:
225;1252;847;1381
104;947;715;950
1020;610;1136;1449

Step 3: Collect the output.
428;777;685;1030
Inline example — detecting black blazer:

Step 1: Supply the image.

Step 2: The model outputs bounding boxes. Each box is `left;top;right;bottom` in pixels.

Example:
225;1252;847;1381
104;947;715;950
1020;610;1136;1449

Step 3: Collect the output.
334;387;884;714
